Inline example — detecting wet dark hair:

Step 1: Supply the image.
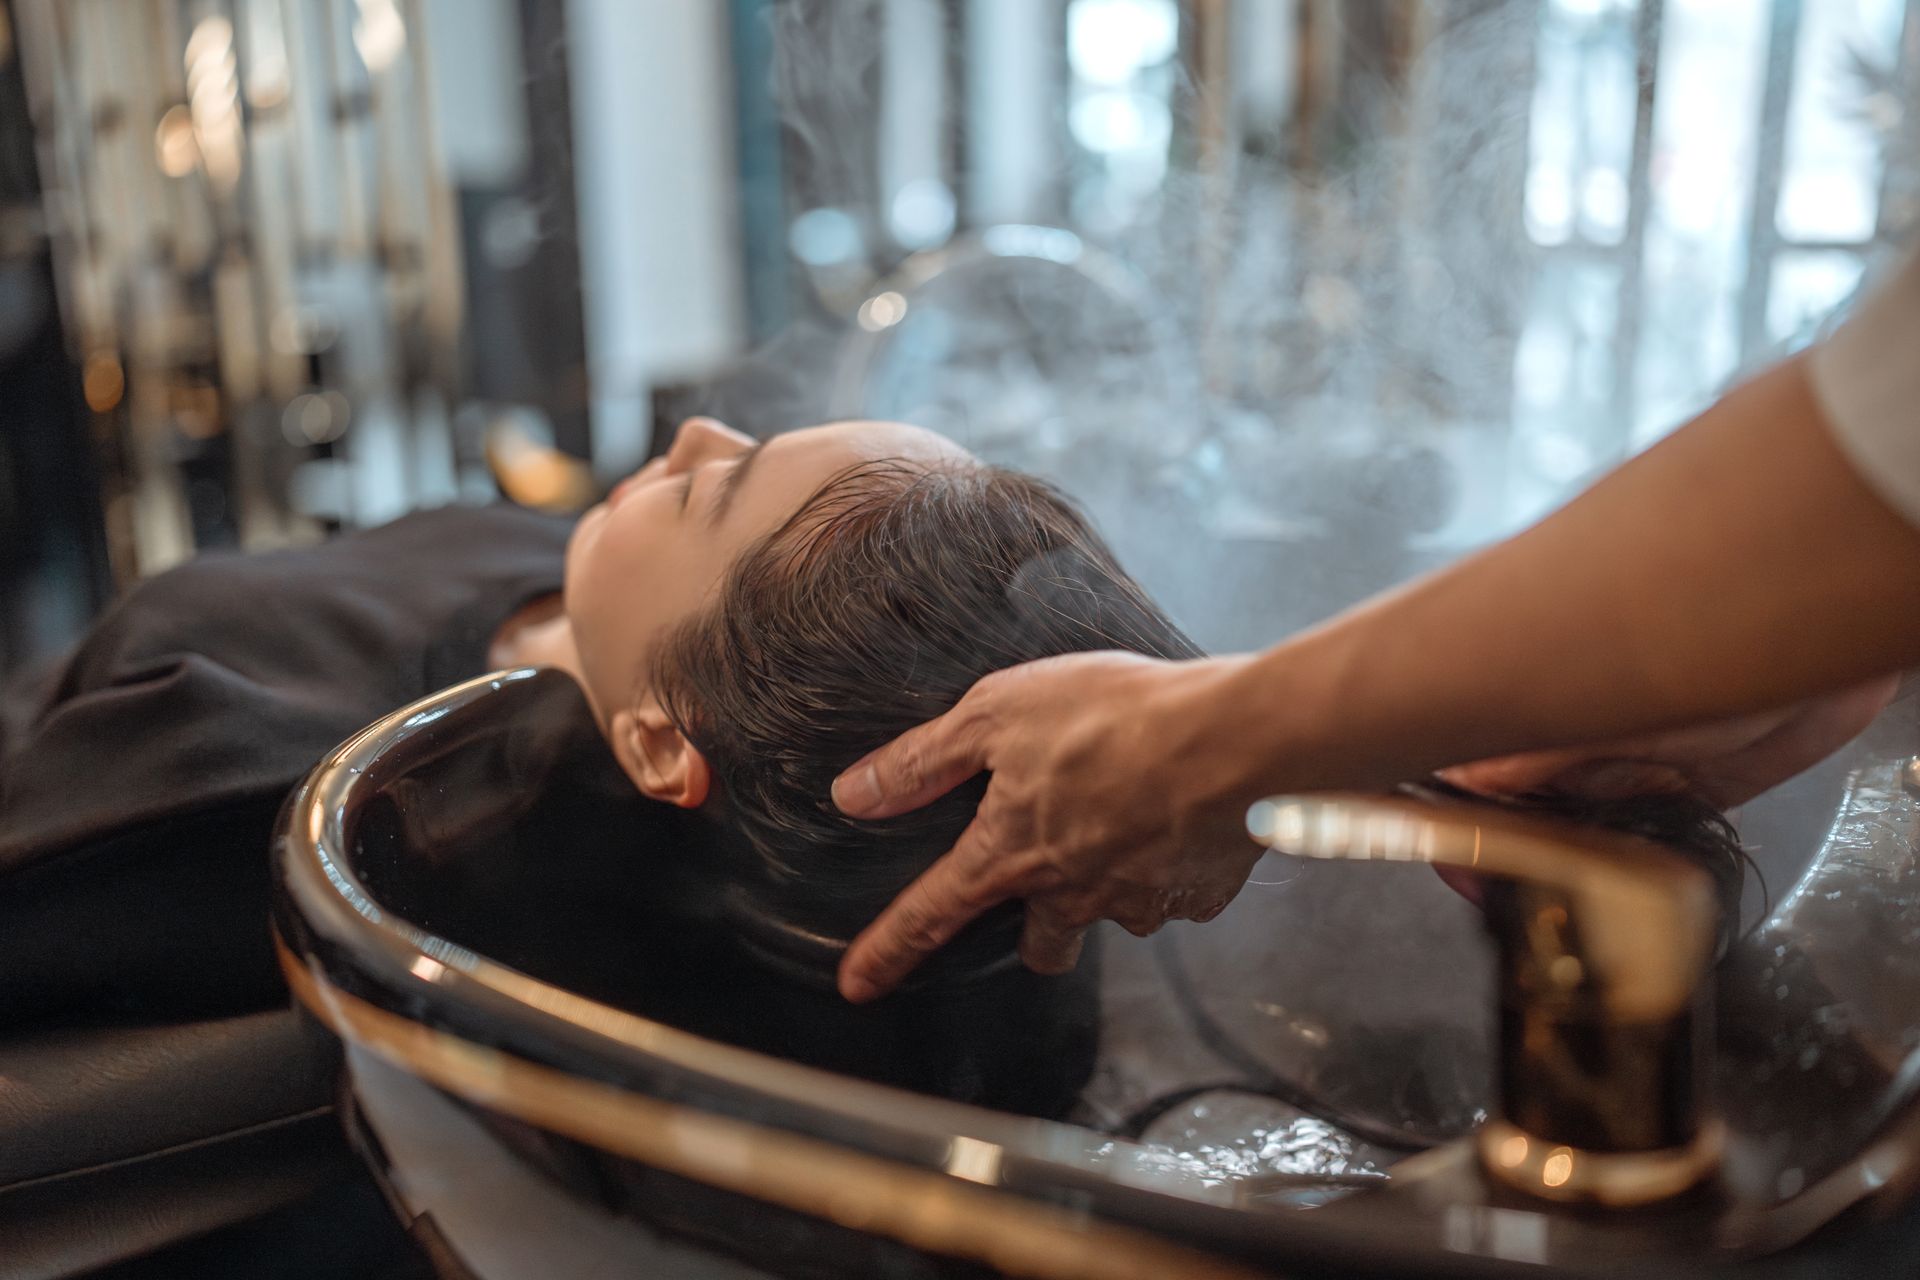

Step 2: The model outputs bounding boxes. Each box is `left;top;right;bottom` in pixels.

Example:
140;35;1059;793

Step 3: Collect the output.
652;459;1202;979
648;455;1746;1112
647;459;1202;1113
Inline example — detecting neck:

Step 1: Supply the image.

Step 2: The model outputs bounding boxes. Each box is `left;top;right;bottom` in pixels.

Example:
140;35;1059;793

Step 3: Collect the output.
489;592;586;684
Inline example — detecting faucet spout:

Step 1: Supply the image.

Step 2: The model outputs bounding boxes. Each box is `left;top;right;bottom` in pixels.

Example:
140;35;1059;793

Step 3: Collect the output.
1249;793;1724;1207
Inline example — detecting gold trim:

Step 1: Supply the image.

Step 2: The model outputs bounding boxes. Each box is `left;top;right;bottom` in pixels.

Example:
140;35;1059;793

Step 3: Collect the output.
1477;1118;1724;1208
278;941;1268;1280
1248;794;1720;1019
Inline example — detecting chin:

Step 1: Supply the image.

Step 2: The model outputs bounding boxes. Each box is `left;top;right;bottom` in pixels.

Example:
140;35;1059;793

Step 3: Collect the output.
560;514;604;600
567;501;608;550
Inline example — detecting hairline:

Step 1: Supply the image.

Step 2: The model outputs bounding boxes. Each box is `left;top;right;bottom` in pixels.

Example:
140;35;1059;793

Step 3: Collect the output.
650;454;975;736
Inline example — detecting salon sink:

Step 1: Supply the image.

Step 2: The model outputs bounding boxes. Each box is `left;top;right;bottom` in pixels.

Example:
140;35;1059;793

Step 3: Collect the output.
273;668;1920;1278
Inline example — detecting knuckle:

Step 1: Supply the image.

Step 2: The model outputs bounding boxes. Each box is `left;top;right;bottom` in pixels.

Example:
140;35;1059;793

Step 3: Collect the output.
895;908;946;957
1190;896;1231;923
1114;901;1167;936
891;745;928;795
954;678;1003;736
952;717;1001;773
972;666;1013;704
959;862;1019;914
1023;859;1069;896
969;815;1042;887
1022;901;1065;930
1052;899;1102;931
1024;899;1080;932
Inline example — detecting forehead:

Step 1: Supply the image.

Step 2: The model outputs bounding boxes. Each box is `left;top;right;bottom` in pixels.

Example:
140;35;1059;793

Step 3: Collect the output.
781;420;969;467
743;420;968;511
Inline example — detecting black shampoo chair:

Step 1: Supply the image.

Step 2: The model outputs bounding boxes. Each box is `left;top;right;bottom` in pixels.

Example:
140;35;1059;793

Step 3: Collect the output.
0;780;418;1277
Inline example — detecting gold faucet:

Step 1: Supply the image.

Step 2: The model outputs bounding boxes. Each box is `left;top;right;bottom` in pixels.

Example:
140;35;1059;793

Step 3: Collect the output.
1248;793;1724;1207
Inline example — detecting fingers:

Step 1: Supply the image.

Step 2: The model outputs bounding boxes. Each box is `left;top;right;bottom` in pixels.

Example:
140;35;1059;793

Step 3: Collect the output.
1018;911;1089;975
1434;863;1486;907
1500;759;1686;801
1021;880;1235;970
1443;677;1900;808
832;699;992;820
1693;675;1901;807
1112;891;1176;937
1177;882;1242;925
1444;752;1691;802
1438;749;1587;797
837;822;1023;1002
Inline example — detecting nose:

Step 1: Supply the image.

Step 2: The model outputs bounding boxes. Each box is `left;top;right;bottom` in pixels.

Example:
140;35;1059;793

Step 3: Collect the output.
666;417;755;474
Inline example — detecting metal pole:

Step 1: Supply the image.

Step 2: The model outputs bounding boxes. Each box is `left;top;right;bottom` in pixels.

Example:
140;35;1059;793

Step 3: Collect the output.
1609;0;1664;452
1736;0;1805;364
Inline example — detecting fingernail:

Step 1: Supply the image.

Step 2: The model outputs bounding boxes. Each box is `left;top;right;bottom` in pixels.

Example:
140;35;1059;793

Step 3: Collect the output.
840;972;879;1003
833;763;881;815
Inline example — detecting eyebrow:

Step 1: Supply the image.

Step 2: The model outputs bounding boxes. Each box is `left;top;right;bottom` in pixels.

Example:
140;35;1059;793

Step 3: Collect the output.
706;440;767;527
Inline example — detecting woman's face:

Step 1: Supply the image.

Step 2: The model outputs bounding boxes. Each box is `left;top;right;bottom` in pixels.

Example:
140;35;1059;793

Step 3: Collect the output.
566;416;967;720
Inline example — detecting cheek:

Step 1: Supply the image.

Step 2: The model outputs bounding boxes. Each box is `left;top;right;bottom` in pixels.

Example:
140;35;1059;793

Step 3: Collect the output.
563;509;612;633
566;498;682;692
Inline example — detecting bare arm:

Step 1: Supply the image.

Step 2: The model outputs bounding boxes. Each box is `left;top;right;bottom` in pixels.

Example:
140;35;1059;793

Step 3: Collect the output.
1203;353;1920;796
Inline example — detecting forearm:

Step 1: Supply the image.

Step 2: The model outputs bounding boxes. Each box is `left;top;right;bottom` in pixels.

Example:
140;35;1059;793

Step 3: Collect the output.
1206;354;1920;796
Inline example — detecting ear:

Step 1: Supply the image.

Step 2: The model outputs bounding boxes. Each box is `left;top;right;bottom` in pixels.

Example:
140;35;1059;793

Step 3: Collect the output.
608;696;711;809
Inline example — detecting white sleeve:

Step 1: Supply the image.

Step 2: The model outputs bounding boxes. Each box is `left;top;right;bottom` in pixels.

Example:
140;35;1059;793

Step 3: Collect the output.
1808;249;1920;527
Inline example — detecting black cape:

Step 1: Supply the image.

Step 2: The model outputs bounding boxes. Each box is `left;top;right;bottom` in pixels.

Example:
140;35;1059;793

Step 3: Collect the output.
0;505;572;1026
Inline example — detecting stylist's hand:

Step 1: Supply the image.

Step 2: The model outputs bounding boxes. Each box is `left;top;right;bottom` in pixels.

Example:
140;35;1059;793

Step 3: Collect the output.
1441;677;1898;808
830;652;1265;1002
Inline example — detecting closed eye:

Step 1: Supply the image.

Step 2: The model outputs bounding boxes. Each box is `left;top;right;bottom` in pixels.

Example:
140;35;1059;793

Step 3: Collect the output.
677;473;695;511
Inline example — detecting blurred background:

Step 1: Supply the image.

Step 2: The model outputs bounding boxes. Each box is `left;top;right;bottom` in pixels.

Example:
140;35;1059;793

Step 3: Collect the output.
1;0;1914;677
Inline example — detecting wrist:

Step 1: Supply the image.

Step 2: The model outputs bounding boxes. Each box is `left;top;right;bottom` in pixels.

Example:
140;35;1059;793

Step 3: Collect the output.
1187;620;1423;804
1155;646;1342;818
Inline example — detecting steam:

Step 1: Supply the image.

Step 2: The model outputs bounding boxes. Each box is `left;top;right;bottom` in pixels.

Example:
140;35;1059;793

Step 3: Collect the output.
693;0;1916;652
697;0;1561;653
